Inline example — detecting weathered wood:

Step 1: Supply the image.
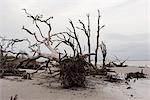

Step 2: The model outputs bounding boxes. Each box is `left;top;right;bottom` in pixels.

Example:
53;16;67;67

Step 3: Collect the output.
60;55;87;88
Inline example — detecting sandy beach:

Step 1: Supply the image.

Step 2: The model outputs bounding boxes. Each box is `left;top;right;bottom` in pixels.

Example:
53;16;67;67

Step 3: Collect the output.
0;66;150;100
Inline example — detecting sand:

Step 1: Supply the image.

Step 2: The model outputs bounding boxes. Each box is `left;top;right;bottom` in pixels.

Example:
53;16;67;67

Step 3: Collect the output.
0;66;150;100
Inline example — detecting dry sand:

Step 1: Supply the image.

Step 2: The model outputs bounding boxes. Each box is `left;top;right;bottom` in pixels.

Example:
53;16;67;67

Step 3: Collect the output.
0;66;150;100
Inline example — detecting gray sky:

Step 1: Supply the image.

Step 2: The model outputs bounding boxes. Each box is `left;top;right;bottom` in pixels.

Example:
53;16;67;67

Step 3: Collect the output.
0;0;149;60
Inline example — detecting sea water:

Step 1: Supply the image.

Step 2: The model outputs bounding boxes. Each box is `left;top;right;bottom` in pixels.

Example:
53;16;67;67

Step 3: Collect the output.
96;60;150;67
125;61;150;67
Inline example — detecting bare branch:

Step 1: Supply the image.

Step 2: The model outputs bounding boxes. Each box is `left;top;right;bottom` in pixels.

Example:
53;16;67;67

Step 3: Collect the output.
69;20;82;54
22;9;59;60
76;15;91;63
22;26;43;43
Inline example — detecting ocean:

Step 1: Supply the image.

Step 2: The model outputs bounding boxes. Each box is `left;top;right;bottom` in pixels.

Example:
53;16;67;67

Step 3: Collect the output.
125;61;150;67
96;60;150;67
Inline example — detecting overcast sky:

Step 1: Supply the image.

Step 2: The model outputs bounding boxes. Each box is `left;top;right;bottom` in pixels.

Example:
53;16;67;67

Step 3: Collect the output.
0;0;149;60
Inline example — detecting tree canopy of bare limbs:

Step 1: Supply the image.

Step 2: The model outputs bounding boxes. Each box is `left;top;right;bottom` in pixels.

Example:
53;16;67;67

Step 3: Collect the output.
22;9;59;60
21;9;105;62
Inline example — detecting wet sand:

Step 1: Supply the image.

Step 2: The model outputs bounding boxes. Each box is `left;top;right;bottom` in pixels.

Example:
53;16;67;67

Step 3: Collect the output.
0;66;150;100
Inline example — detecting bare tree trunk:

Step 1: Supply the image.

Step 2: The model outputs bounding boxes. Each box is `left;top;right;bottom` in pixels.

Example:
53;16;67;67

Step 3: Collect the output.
100;41;107;70
95;10;101;67
102;55;106;70
95;10;105;67
87;38;91;63
103;58;105;67
87;14;91;63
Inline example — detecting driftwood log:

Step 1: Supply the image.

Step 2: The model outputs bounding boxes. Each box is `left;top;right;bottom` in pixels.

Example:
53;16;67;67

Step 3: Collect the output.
125;70;146;80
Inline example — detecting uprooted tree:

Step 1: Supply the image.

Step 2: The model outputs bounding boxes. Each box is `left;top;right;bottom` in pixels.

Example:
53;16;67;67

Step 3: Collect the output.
0;9;106;88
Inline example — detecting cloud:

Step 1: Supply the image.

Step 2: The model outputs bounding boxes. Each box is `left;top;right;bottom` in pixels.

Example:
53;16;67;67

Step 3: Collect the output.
0;0;149;60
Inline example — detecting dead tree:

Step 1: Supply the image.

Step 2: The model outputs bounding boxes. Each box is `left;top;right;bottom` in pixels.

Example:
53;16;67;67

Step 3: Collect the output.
112;56;128;67
1;10;108;87
21;9;85;78
76;14;91;63
95;10;105;66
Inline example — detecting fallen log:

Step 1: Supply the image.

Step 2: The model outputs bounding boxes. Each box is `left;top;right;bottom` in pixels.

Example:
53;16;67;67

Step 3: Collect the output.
125;71;146;80
104;74;122;82
0;67;26;78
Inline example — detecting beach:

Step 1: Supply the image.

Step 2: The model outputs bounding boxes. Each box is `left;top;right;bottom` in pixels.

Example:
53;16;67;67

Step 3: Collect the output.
0;65;150;100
